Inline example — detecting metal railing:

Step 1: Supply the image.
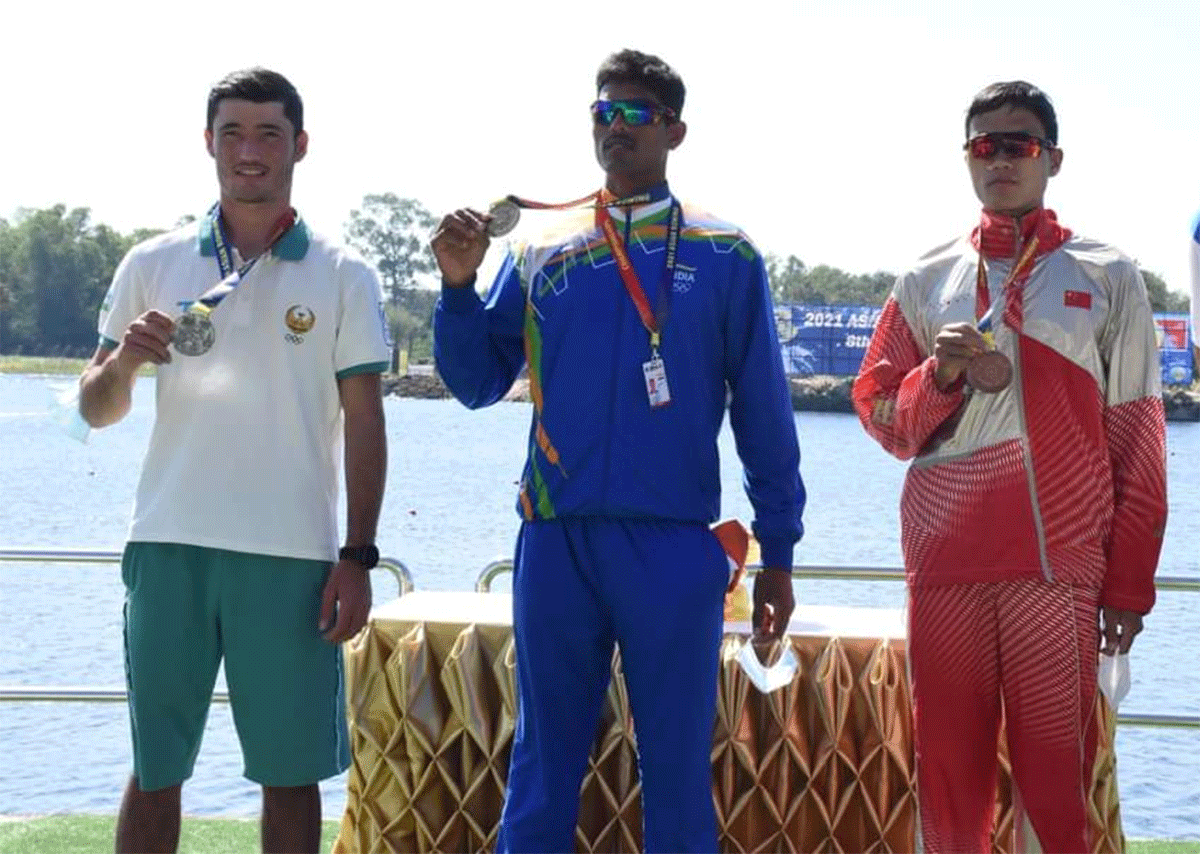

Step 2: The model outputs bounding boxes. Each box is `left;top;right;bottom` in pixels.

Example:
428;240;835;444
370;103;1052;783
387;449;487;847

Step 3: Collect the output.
473;559;1200;594
473;558;1200;732
2;549;1197;732
0;547;412;705
0;547;413;595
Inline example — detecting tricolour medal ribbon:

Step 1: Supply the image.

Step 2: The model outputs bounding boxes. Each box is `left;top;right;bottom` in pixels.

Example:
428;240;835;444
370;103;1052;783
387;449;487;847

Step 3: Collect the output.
183;204;297;317
974;234;1041;342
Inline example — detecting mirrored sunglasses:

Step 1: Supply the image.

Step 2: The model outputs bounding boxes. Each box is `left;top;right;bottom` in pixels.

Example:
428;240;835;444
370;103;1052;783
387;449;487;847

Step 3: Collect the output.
590;99;675;127
964;132;1053;160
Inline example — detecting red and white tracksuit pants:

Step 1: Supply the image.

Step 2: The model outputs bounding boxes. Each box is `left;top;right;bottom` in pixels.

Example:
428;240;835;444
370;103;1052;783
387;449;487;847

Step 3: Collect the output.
908;577;1100;853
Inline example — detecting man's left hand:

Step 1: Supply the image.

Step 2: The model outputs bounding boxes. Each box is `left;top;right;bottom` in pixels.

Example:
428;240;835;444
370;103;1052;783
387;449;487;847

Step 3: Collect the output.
320;560;373;643
1100;606;1144;655
752;566;795;643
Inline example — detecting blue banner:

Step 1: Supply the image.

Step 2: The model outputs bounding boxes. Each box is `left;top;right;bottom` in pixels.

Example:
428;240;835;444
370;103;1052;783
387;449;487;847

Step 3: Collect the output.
776;305;1196;383
1154;313;1195;386
774;305;880;377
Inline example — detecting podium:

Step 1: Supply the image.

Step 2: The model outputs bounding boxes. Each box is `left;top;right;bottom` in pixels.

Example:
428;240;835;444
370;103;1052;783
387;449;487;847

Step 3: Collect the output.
333;592;1122;853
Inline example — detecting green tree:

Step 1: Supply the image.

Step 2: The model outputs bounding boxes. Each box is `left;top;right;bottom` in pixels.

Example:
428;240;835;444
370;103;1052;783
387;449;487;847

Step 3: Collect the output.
765;253;893;307
764;254;809;304
0;205;134;356
344;194;437;370
1141;269;1188;313
0;218;13;352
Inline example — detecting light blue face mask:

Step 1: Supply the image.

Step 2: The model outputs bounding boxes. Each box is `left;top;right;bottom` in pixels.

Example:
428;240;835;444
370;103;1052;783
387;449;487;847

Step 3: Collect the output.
50;381;91;444
735;638;800;694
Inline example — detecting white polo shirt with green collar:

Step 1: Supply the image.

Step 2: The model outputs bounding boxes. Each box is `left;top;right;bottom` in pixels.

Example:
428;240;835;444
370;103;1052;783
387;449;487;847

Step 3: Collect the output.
98;210;390;562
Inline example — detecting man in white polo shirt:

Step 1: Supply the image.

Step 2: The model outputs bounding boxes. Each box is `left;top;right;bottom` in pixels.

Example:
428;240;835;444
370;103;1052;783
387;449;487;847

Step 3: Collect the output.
79;67;390;854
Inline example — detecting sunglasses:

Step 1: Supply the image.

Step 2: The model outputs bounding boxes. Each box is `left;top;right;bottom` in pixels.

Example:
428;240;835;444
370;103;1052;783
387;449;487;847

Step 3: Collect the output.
590;99;676;127
964;132;1054;160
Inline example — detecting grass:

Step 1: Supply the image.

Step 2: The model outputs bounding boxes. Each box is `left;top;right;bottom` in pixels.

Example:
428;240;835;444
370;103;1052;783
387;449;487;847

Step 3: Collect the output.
0;355;91;375
0;815;343;854
0;815;1195;854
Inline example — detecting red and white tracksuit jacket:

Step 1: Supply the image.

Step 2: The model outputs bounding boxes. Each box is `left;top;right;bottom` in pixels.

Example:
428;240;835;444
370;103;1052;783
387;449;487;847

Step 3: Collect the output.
853;209;1167;853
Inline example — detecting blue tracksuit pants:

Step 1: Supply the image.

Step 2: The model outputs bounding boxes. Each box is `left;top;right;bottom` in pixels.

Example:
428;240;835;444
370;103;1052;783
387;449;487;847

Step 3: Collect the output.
497;517;728;854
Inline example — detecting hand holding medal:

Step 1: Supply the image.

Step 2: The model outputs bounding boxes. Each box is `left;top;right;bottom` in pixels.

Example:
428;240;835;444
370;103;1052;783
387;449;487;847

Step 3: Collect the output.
485;197;521;237
430;207;495;288
961;235;1040;393
170;205;296;356
932;317;1013;394
113;310;176;369
172;307;217;356
964;326;1012;393
433;189;657;287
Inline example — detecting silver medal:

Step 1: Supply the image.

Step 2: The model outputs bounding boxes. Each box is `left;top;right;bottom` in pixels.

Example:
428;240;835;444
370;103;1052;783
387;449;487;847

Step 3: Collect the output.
172;311;216;357
486;199;521;237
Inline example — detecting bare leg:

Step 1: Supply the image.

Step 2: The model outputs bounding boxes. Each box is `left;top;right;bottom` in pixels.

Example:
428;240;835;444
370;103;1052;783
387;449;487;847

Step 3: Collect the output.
262;784;321;854
115;775;181;854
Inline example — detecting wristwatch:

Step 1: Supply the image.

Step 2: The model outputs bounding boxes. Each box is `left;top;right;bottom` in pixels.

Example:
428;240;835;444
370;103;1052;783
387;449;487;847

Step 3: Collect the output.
338;544;379;570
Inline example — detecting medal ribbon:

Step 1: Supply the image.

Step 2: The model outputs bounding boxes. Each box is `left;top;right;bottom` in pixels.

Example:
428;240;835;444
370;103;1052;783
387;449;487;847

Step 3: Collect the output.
515;185;676;507
501;185;664;212
974;235;1040;344
183;204;297;318
595;195;681;353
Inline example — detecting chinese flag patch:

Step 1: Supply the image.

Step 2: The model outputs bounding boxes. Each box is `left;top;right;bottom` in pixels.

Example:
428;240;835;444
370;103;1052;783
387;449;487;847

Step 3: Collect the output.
1064;290;1092;309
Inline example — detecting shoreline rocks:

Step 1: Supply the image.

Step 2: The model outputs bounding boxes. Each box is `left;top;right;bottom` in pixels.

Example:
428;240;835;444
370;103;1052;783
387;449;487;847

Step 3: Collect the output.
383;370;1200;422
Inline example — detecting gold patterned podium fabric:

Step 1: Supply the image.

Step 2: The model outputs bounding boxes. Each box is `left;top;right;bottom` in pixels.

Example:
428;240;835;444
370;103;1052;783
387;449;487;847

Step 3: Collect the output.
334;593;1123;853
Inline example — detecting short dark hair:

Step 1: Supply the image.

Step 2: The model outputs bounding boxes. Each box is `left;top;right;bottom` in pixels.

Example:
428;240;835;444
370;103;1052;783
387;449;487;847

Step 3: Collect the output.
596;49;685;119
965;80;1057;144
207;67;303;136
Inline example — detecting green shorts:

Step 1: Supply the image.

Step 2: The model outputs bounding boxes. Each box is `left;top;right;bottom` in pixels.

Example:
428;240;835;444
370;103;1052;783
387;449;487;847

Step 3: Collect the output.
122;542;349;791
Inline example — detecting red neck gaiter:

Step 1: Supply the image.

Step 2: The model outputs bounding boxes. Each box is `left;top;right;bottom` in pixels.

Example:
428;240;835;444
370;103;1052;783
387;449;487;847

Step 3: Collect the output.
971;207;1071;260
970;208;1072;331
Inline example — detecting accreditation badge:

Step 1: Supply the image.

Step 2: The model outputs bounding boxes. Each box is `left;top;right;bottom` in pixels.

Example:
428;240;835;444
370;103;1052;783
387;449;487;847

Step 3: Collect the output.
642;356;671;408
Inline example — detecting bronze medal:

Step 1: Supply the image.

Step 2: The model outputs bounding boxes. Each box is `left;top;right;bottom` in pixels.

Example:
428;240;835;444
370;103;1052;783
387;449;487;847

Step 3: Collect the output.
172;311;216;357
966;349;1012;393
485;199;521;237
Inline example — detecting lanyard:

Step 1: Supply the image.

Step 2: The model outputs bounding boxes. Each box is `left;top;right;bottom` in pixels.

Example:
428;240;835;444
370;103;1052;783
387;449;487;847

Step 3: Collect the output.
185;204;296;314
975;235;1040;338
595;195;681;354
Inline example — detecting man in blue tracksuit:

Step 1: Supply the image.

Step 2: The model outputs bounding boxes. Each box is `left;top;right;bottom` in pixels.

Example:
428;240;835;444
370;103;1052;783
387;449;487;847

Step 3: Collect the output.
431;48;805;853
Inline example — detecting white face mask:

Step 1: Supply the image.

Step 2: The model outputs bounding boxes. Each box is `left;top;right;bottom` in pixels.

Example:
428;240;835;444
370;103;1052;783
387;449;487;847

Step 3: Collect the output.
1098;652;1131;708
735;638;799;694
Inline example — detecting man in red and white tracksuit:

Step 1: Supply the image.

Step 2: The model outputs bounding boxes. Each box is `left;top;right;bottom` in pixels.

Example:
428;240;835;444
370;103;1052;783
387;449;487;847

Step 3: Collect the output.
852;81;1167;853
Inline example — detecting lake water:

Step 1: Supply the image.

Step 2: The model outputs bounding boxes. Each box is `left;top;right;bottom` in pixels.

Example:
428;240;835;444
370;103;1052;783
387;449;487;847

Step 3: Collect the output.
1;373;1196;839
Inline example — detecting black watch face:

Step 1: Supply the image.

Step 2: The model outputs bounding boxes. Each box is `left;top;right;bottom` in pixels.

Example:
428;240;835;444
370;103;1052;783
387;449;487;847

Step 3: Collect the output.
342;546;378;568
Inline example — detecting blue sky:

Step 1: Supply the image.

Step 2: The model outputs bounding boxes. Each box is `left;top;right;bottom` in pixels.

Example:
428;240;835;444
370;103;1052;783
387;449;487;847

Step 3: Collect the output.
2;0;1195;296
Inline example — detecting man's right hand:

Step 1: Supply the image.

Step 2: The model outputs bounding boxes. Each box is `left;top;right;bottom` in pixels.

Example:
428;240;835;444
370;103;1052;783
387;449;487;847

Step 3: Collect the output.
79;310;174;428
932;321;986;391
430;208;491;288
114;310;175;374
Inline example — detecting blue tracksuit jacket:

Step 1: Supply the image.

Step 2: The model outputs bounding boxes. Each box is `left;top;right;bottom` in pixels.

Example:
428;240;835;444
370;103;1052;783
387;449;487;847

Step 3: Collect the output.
434;190;805;568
